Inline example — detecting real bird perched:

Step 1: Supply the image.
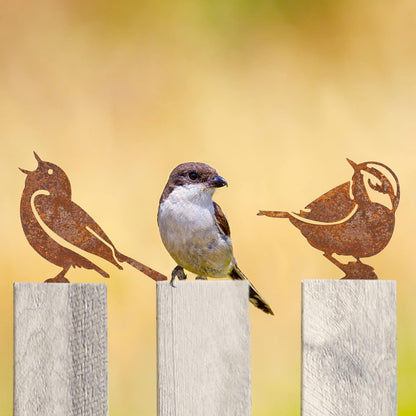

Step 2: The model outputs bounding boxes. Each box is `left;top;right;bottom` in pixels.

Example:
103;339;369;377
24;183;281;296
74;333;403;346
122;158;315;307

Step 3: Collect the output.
20;152;167;283
258;159;400;279
157;162;274;315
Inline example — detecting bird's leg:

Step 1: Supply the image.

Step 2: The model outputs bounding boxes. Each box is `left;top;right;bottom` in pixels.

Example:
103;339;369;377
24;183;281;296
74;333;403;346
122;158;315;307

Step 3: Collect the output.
195;276;207;280
45;266;70;283
170;265;187;287
323;252;346;271
323;253;377;280
346;257;377;279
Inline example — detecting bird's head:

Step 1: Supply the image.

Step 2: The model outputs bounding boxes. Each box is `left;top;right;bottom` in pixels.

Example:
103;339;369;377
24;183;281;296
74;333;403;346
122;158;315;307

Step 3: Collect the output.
161;162;227;204
347;158;400;212
20;152;72;198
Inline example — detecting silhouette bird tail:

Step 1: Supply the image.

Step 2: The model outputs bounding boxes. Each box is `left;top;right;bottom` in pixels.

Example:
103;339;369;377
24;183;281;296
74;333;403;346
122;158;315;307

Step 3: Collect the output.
257;210;290;218
230;266;274;315
114;251;167;282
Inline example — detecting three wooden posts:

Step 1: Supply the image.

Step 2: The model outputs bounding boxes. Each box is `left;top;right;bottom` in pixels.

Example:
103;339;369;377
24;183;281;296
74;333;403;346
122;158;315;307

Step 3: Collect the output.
14;280;396;415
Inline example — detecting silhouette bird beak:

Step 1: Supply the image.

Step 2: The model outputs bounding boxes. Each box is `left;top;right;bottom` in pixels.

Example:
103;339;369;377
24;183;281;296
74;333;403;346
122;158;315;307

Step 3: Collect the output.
19;151;42;174
19;167;32;175
347;158;359;171
34;151;42;163
207;175;228;188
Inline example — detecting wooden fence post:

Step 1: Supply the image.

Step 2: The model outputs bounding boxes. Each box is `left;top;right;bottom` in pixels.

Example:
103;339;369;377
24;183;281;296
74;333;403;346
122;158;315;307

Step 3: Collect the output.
14;283;108;416
302;280;397;416
157;280;251;416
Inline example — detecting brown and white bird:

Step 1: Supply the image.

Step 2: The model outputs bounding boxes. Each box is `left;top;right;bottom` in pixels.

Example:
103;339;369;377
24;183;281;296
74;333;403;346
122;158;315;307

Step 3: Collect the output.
157;162;274;315
20;152;166;283
258;159;400;279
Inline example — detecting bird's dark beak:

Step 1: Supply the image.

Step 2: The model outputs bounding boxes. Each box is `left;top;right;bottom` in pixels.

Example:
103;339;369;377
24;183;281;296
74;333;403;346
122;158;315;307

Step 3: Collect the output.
207;175;228;188
19;167;32;175
347;158;359;171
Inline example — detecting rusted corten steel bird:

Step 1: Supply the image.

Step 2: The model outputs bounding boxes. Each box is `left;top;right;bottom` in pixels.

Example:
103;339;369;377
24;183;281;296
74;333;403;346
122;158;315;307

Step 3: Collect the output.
258;159;400;279
20;152;166;283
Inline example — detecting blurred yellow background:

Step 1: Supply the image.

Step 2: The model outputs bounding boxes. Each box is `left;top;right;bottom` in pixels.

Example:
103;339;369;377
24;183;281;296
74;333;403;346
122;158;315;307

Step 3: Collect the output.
1;0;415;414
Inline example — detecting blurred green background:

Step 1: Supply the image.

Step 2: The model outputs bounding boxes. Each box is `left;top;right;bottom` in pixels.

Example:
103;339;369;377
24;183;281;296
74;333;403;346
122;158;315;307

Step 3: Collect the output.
1;0;415;414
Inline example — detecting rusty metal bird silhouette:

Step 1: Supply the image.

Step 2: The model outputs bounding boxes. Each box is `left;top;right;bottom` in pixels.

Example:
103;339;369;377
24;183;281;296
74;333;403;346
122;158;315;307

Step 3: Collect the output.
20;152;167;282
258;159;400;279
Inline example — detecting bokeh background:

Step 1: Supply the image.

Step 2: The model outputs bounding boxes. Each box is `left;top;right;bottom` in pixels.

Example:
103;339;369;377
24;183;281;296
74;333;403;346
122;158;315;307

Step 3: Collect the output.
1;0;416;414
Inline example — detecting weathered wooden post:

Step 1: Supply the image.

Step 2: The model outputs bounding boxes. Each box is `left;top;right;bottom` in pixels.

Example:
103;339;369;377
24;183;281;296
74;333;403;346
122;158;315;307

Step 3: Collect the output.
14;283;108;416
302;280;397;416
157;280;251;416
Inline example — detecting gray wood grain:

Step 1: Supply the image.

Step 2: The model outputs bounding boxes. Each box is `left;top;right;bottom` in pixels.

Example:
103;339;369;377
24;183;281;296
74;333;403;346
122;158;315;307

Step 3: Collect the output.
157;281;251;416
14;283;108;416
302;280;397;416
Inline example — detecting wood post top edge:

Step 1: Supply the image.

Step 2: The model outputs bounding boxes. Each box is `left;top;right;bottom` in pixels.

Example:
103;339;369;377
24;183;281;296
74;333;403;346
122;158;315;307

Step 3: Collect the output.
13;282;108;288
156;280;250;286
301;279;397;284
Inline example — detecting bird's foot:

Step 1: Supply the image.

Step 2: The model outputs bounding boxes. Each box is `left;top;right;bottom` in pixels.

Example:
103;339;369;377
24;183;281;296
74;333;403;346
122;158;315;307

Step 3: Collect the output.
45;267;70;283
195;276;207;280
44;276;70;283
341;261;378;280
324;253;378;280
170;265;187;287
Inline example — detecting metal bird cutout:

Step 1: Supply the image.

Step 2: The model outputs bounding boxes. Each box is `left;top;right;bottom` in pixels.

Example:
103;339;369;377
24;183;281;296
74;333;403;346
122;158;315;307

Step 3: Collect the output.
20;152;167;282
258;159;400;279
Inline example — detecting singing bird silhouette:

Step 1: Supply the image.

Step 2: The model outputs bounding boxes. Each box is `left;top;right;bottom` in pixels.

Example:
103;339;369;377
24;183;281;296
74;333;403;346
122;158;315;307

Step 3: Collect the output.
258;159;400;279
20;152;166;283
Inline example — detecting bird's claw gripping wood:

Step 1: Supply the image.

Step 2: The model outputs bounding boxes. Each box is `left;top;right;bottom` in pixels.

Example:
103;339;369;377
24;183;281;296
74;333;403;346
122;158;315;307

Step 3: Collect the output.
170;265;187;287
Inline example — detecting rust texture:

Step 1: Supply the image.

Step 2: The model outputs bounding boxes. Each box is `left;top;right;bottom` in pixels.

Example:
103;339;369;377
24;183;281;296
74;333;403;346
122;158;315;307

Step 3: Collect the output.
258;159;400;279
20;152;167;282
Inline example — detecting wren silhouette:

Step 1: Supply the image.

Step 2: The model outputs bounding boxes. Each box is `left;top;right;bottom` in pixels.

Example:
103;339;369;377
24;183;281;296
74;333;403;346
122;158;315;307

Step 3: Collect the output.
20;152;166;283
258;159;400;279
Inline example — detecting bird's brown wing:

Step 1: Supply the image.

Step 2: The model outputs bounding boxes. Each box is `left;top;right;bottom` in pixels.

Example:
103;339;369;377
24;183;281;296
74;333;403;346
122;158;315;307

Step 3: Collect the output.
298;181;355;222
34;194;122;267
213;201;231;237
213;201;273;314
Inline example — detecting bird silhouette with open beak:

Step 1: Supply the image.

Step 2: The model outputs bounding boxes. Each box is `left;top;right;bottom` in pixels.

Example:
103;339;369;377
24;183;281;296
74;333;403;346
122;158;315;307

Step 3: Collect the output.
258;159;400;279
20;152;166;283
157;162;273;315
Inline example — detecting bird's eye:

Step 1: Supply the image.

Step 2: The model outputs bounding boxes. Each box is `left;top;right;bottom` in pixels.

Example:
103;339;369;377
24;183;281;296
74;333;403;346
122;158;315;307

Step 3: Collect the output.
48;169;53;175
188;171;198;181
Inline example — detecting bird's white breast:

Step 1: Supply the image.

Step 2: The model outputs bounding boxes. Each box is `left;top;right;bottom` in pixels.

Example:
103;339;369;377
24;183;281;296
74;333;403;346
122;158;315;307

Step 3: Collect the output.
158;184;233;277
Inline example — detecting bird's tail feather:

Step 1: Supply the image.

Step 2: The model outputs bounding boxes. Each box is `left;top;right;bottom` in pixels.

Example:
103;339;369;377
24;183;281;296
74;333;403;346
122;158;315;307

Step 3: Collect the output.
257;210;289;218
115;251;167;282
230;266;274;315
82;260;110;278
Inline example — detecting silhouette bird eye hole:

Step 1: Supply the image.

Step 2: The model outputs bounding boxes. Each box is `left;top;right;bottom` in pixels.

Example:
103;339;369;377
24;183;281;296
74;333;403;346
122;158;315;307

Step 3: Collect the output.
188;171;198;181
367;175;383;191
48;169;53;175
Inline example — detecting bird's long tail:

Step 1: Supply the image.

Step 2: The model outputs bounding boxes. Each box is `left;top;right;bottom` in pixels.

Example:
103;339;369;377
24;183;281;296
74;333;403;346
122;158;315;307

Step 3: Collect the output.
257;210;290;218
230;266;274;315
115;251;167;282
